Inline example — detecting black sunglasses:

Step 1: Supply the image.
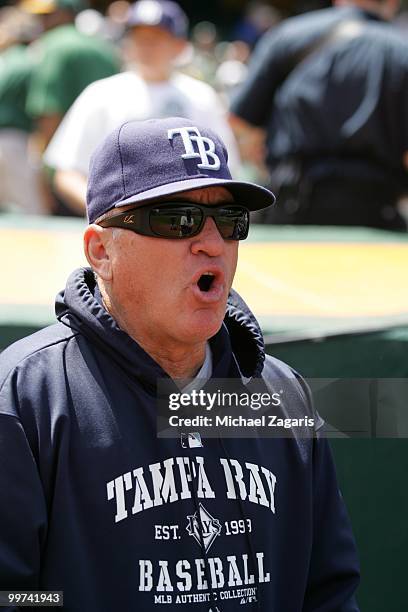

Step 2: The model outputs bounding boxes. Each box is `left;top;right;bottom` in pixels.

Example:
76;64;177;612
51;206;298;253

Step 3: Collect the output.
98;201;250;241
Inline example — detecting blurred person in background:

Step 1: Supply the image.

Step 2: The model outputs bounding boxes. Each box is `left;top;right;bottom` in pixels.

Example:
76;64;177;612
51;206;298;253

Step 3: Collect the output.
0;7;46;213
230;0;408;231
233;1;281;48
44;0;241;216
22;0;120;151
215;40;271;187
20;0;120;214
103;0;131;43
186;20;219;86
215;40;251;97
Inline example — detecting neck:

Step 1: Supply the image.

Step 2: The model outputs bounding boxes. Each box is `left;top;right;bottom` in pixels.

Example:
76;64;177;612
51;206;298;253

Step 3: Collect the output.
137;65;173;82
143;342;206;381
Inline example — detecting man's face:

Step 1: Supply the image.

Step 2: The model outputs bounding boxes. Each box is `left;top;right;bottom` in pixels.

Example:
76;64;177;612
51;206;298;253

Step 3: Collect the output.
126;25;185;76
105;187;239;349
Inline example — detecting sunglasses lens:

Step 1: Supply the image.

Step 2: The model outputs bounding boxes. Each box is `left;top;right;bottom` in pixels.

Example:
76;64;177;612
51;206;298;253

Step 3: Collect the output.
149;207;202;237
215;207;249;240
147;204;249;239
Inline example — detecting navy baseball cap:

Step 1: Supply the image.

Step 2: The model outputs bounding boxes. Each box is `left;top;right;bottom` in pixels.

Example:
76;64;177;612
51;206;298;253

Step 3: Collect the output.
126;0;188;38
86;117;276;223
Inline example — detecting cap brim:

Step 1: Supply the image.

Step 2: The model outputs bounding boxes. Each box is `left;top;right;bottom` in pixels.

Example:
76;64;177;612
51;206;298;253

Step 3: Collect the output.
114;177;276;211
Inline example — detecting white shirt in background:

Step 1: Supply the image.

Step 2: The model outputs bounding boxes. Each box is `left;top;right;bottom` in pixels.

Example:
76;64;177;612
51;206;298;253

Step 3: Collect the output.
44;71;241;177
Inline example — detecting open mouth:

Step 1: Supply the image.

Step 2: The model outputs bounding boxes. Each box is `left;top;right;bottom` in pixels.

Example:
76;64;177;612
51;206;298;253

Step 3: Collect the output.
197;272;215;292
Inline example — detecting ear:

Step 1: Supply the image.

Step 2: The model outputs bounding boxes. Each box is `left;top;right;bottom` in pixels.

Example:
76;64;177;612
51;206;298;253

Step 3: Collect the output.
83;224;113;281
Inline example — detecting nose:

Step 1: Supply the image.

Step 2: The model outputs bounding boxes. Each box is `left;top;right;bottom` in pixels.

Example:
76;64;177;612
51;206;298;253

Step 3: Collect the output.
190;217;225;257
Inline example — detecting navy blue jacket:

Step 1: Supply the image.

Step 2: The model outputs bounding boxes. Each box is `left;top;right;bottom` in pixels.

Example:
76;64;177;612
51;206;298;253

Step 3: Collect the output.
0;268;360;611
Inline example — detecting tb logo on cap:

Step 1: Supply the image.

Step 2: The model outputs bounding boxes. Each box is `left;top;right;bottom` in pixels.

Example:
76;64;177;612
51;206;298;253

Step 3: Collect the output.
168;127;221;171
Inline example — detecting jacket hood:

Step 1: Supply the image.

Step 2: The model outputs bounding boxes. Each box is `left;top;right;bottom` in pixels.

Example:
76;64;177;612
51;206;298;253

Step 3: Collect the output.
55;268;265;387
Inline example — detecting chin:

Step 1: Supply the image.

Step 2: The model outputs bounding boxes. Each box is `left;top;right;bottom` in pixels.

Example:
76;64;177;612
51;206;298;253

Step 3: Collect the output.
181;311;225;344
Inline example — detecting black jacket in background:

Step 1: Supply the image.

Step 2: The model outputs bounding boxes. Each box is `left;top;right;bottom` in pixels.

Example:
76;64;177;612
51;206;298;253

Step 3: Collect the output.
231;6;408;185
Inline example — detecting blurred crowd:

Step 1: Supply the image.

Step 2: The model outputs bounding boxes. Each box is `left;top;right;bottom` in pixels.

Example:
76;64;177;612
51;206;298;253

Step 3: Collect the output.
1;0;408;230
0;0;275;218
